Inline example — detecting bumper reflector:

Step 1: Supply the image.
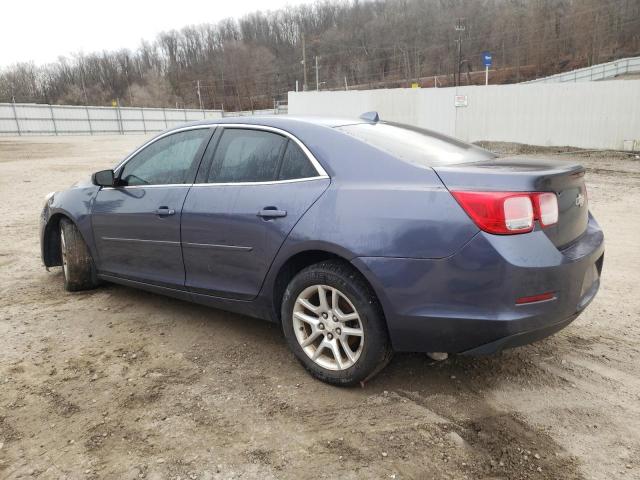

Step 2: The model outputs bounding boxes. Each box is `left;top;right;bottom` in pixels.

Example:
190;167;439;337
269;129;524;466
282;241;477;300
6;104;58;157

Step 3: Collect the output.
516;292;556;305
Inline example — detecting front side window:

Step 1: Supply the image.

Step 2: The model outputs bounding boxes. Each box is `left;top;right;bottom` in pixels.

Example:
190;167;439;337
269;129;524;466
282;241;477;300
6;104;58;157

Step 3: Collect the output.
207;129;286;183
120;129;211;186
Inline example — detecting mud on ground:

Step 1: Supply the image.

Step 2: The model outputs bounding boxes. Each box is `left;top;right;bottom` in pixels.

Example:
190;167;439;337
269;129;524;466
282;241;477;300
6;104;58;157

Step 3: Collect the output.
0;136;639;479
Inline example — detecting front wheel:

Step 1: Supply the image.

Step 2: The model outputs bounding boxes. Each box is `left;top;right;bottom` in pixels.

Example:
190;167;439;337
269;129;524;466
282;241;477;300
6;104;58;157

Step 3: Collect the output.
281;260;392;386
59;218;99;292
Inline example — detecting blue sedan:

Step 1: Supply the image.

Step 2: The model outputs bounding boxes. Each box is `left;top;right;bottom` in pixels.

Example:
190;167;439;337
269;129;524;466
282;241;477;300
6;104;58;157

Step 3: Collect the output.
40;114;604;385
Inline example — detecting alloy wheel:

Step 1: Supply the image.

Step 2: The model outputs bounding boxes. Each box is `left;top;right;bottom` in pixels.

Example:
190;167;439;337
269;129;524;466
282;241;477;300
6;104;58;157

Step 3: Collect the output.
60;229;69;278
292;284;364;371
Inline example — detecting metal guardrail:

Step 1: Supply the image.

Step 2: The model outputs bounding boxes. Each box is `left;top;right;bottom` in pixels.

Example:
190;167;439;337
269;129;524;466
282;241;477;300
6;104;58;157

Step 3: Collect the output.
525;56;640;83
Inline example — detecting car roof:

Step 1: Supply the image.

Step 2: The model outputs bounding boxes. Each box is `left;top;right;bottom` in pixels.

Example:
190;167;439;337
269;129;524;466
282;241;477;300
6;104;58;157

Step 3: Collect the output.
183;115;366;130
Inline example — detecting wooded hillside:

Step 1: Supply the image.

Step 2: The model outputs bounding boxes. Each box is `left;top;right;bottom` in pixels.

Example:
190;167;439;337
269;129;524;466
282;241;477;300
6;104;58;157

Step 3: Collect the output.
1;0;638;110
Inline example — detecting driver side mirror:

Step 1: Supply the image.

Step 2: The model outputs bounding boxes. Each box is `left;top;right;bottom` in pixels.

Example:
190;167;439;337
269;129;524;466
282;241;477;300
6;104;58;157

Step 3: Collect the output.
92;169;115;187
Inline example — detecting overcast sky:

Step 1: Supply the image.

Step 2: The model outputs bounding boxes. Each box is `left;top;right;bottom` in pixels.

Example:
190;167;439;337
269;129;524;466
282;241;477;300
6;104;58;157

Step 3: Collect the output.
1;0;315;68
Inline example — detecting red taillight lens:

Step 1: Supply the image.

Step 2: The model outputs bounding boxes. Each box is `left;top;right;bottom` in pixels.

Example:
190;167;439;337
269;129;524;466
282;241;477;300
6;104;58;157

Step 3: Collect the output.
451;191;534;234
534;192;558;227
452;191;558;235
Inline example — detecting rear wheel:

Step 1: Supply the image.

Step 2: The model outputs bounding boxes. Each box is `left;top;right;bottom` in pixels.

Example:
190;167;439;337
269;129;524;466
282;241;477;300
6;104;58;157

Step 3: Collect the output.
59;218;99;292
281;260;392;386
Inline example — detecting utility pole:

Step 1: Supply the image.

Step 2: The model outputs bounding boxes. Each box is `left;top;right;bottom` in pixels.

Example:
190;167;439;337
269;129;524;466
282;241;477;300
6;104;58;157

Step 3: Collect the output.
301;33;308;91
315;56;320;91
455;18;466;87
591;13;600;66
79;62;89;105
196;80;203;110
128;81;134;106
221;49;225;111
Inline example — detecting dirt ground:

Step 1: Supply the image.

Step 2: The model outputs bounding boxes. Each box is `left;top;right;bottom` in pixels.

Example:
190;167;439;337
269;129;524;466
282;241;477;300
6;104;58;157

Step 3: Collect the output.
0;135;639;480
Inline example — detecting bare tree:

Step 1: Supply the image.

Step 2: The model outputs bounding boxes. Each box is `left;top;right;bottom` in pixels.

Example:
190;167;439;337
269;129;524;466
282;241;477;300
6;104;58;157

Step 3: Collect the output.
1;0;638;108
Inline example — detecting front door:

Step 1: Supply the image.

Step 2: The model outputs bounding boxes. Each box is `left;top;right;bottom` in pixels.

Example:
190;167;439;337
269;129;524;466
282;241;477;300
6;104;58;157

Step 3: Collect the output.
91;127;213;288
181;127;330;299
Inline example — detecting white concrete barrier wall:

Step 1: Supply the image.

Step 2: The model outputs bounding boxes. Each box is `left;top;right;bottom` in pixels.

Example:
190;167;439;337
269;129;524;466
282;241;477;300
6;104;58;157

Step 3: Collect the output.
288;80;640;151
290;88;458;136
0;103;224;136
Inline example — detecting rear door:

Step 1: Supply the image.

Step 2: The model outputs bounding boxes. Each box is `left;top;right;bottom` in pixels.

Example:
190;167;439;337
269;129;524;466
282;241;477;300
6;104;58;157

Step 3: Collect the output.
91;127;213;288
181;126;330;299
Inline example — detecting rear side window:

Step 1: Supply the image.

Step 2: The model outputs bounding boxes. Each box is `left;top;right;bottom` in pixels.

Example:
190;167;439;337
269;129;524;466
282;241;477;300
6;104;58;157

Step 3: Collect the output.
278;141;318;180
208;129;286;183
337;122;495;167
120;129;211;186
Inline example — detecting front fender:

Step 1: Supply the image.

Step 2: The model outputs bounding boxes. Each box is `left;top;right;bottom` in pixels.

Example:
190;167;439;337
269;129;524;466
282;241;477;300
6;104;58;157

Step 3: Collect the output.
40;185;100;266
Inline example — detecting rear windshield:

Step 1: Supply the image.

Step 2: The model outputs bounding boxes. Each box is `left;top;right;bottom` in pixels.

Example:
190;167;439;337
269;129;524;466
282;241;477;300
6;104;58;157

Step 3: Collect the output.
336;121;496;167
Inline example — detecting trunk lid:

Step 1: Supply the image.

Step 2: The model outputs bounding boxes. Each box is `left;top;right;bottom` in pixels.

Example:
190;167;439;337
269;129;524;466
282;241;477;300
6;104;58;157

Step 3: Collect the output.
433;157;589;248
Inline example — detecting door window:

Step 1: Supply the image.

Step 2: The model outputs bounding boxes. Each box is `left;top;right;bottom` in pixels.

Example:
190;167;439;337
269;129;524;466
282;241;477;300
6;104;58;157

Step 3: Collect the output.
207;129;286;183
120;128;211;186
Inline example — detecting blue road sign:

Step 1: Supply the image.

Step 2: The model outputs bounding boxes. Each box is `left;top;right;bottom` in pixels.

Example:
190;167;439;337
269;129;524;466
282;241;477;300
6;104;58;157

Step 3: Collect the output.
482;51;493;67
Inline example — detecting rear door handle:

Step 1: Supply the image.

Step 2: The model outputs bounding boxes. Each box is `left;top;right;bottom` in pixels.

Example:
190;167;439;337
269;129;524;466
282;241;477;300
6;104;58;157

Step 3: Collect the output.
258;207;287;219
156;207;176;216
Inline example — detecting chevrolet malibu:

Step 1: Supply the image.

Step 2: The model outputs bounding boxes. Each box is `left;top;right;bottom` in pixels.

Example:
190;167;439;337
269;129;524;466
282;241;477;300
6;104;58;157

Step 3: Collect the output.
40;114;604;386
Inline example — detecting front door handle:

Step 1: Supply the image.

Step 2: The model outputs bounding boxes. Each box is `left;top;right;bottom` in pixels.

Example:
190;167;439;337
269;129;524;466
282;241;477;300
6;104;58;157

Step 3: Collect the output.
258;207;287;219
156;207;176;216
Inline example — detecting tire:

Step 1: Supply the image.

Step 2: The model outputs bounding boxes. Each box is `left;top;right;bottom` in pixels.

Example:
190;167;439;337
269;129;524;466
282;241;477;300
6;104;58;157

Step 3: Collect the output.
59;218;99;292
281;260;392;386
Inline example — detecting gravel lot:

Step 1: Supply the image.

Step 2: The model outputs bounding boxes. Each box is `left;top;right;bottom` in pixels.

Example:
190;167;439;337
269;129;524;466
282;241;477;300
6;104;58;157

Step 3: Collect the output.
0;135;639;480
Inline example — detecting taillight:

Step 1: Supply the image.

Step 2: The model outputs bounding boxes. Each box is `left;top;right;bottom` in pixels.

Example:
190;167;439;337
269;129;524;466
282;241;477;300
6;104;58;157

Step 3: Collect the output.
452;191;558;235
535;192;558;227
504;196;534;231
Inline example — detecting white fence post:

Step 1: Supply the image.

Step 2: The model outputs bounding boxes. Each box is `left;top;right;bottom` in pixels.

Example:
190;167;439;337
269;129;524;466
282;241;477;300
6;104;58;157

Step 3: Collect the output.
49;104;58;135
116;103;124;134
85;106;93;135
11;101;21;136
141;107;147;134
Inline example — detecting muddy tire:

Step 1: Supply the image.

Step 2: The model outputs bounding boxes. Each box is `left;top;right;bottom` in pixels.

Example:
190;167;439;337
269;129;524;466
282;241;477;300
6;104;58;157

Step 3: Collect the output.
281;260;392;386
59;218;99;292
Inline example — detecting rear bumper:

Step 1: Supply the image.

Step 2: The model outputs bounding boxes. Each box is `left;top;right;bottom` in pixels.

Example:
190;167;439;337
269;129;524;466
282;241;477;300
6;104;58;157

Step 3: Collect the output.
353;214;604;353
461;311;579;355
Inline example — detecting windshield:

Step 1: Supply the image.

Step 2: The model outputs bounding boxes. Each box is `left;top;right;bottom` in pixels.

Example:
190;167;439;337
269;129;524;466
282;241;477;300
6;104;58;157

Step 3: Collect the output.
337;121;496;167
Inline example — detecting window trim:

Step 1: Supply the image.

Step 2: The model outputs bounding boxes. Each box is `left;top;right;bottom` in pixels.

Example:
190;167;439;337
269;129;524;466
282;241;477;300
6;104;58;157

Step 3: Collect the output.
113;125;213;175
103;125;214;189
107;124;329;189
196;124;329;186
203;126;287;185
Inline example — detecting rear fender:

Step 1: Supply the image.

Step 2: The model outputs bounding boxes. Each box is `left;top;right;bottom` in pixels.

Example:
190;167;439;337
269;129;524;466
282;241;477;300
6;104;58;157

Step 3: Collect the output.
281;177;479;259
